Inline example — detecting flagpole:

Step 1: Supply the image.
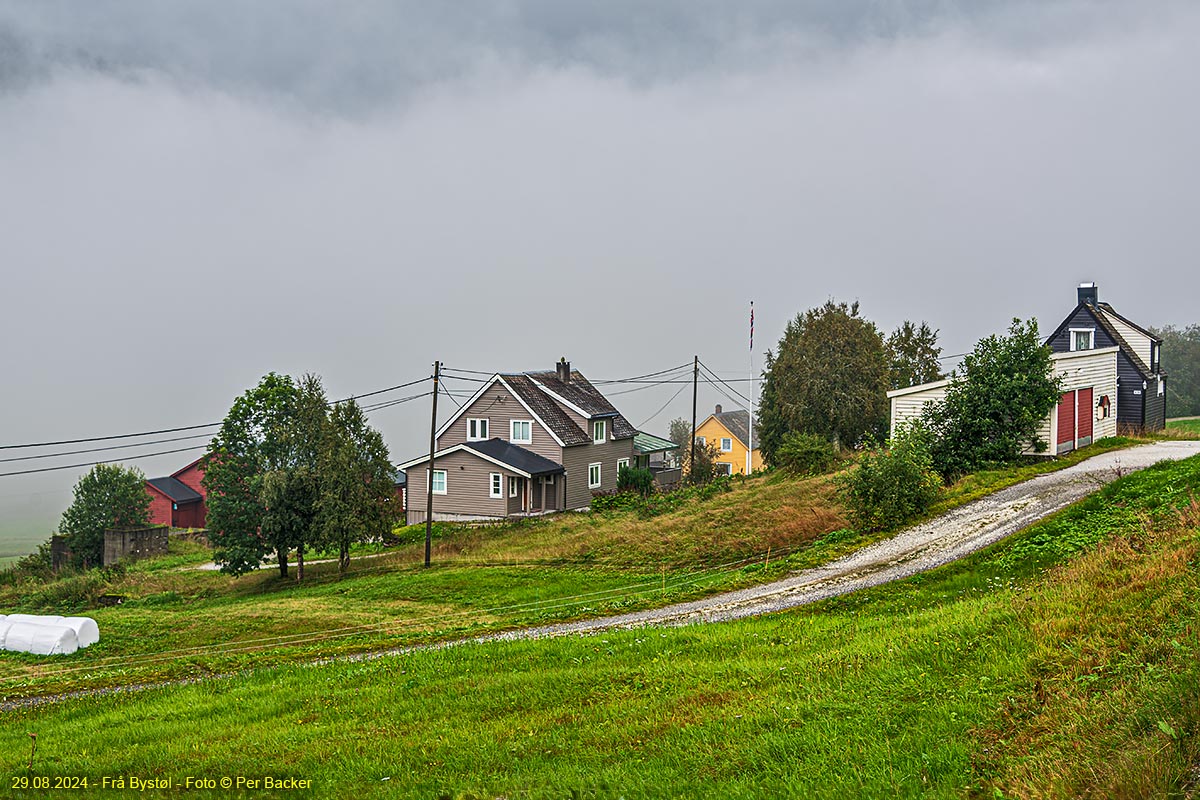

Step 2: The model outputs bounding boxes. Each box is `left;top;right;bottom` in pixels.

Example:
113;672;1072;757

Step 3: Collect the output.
747;301;754;477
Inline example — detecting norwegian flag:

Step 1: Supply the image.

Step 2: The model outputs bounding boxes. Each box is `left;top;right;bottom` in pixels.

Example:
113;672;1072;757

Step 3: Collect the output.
749;301;754;351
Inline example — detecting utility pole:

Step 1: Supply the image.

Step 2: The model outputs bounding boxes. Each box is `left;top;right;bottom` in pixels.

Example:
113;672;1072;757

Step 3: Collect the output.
689;355;698;479
424;360;440;568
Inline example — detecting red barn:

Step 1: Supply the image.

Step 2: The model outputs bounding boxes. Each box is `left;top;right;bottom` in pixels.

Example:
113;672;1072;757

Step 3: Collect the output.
145;457;208;529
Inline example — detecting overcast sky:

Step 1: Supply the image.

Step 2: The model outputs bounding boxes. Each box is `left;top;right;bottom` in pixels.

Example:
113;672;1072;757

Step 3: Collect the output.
1;1;1197;554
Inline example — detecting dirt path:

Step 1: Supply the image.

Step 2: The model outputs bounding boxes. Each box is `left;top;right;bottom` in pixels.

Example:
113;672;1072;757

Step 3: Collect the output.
7;441;1199;711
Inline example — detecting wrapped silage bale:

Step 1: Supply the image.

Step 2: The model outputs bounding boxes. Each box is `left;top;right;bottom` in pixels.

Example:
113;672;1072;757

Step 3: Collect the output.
61;617;100;647
4;614;99;648
3;622;79;655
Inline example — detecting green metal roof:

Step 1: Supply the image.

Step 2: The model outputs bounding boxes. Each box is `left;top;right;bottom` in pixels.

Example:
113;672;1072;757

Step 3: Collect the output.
633;431;678;454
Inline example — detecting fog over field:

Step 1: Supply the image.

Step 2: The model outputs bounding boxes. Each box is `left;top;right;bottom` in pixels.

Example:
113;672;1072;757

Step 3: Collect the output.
1;1;1197;553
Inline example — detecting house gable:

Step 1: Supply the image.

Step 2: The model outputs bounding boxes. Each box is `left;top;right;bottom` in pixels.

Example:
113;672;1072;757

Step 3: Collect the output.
435;375;569;457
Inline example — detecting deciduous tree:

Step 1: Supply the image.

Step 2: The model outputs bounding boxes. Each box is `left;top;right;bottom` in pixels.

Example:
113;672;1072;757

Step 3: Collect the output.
316;399;396;573
758;300;889;462
203;373;301;577
922;318;1061;477
1151;323;1200;417
59;463;151;569
886;320;943;390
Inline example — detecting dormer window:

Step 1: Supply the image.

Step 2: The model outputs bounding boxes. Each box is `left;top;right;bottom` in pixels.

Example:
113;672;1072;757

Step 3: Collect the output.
1069;328;1095;352
592;420;606;444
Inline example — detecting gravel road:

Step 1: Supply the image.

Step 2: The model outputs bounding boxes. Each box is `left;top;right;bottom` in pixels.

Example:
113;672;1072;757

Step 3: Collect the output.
478;440;1200;642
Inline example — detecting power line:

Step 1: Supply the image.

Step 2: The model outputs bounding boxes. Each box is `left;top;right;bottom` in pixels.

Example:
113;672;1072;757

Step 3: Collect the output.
0;432;215;465
637;382;689;428
0;376;431;454
0;444;210;478
698;361;753;405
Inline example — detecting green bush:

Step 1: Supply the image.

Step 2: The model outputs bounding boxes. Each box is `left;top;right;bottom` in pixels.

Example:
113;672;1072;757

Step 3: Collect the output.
839;424;942;532
773;432;838;475
591;476;733;518
616;466;655;496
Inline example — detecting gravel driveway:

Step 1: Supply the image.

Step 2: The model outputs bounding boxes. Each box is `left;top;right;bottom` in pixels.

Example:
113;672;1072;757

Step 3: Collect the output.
480;440;1200;641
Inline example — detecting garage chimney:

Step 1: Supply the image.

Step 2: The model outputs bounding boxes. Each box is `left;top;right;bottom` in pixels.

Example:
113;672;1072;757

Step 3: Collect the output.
556;358;571;384
1078;282;1098;306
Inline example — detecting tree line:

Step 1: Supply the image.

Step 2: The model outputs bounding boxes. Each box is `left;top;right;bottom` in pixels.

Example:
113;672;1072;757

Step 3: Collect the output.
48;372;396;578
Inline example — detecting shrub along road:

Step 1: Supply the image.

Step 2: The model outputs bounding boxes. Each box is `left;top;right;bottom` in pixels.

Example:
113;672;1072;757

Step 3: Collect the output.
479;440;1200;640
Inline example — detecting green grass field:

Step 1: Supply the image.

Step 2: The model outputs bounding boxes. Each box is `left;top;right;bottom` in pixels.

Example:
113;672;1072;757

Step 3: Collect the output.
0;438;1149;702
1168;417;1200;436
3;455;1198;798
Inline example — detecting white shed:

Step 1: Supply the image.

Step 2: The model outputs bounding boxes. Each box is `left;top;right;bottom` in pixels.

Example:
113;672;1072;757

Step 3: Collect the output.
887;347;1120;456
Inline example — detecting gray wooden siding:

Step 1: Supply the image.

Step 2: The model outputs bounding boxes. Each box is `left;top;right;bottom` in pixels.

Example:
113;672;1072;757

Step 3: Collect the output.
1047;307;1118;353
404;450;513;525
1144;376;1166;431
437;380;563;462
561;438;636;509
1116;351;1146;429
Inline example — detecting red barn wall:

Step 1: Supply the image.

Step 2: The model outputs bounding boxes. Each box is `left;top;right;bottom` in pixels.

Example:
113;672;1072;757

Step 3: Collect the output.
146;486;174;527
172;461;208;528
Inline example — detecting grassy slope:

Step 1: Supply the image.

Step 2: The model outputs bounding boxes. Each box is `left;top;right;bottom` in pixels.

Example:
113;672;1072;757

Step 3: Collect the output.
0;438;1149;701
3;456;1199;798
1168;418;1200;435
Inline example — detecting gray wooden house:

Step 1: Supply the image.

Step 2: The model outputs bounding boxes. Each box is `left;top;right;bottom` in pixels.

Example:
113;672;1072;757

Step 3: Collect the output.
399;360;637;524
1044;283;1167;433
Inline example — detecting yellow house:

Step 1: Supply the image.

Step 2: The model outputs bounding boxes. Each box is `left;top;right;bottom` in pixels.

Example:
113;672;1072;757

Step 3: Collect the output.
693;405;763;476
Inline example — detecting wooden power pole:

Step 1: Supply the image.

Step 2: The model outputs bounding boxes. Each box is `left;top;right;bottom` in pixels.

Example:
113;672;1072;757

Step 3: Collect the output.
689;355;698;479
424;360;440;568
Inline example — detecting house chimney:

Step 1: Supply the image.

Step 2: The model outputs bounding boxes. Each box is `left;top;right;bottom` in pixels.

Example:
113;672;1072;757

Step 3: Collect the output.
715;404;722;414
556;357;571;384
1078;282;1098;306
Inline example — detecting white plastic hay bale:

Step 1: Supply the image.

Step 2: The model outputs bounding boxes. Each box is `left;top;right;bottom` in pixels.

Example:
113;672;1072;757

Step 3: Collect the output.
0;620;11;648
61;617;100;648
6;613;64;626
3;622;79;656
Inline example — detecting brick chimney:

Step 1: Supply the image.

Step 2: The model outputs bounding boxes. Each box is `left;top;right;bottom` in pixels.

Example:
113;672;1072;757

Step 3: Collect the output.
715;404;722;414
556;358;571;384
1078;282;1098;306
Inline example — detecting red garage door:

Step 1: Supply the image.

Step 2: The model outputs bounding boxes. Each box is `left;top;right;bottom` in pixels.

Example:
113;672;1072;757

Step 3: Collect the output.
1076;388;1094;446
1056;392;1076;452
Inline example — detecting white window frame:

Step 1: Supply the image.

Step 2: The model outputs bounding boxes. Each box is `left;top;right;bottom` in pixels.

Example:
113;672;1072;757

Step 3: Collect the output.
716;462;733;476
430;469;447;495
543;474;555;485
588;463;602;489
616;458;630;473
467;418;489;441
508;476;519;497
695;436;706;447
1159;378;1165;396
1069;328;1095;352
720;437;733;452
489;473;503;499
593;419;606;444
510;420;532;444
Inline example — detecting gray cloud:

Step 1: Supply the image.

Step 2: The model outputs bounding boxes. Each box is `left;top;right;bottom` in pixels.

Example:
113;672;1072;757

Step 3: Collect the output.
1;1;1197;551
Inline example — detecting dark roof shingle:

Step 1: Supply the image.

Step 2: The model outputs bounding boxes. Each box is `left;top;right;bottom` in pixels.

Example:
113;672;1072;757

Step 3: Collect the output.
502;375;591;446
465;439;565;476
712;410;751;448
146;477;202;504
525;370;637;439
